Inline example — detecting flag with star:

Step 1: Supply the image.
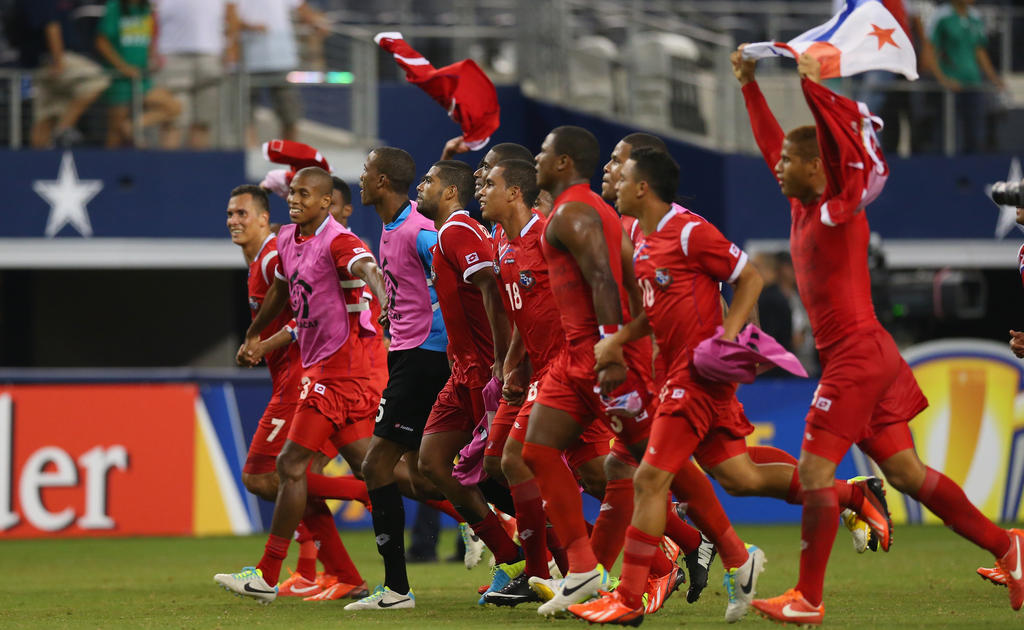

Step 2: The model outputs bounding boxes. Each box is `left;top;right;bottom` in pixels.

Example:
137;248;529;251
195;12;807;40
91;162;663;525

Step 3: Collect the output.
742;0;918;80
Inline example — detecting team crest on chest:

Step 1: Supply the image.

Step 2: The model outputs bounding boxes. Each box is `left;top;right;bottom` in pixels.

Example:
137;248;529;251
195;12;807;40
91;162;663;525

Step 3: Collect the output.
493;260;501;274
654;268;672;288
248;297;260;311
519;270;536;290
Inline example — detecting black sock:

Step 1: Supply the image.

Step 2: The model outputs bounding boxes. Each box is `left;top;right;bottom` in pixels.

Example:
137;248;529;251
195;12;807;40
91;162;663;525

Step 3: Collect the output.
368;483;409;594
477;477;516;516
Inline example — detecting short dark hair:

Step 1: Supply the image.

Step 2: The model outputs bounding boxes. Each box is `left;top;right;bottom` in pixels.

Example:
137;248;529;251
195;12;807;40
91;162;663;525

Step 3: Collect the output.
433;160;476;208
785;125;820;161
293;166;334;196
622;132;668;154
372;147;417;193
494;159;540;208
230;184;269;213
551;125;601;179
331;176;351;205
629;147;679;204
488;142;534;164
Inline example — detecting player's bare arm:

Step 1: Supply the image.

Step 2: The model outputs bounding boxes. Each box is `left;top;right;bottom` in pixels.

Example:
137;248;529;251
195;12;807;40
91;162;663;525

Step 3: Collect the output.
502;327;530;405
593;312;653;379
350;257;388;309
619;231;644;318
242;275;289;356
238;325;293;367
549;201;628;392
469;266;513;381
1010;330;1024;359
721;262;764;341
441;135;470;160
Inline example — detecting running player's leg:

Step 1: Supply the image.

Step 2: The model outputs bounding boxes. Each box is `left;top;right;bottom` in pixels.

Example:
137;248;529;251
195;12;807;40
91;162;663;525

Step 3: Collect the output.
590;447;635;571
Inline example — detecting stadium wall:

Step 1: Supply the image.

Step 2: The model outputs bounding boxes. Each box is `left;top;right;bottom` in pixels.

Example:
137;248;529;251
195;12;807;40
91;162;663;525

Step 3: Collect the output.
2;336;1022;538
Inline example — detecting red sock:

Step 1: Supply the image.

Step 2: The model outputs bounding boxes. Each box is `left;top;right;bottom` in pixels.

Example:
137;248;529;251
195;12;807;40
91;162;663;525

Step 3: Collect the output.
664;496;701;553
256;534;291;586
295;520;318;580
547;525;570;576
590;478;633;569
748;445;798;465
522;442;596;572
671;460;746;569
783;468;856;508
913;467;1010;557
306;473;370;505
649;542;674;576
511;480;550;578
426;499;463;522
618;526;661;609
471;510;521;565
796;487;839;607
304;500;363;585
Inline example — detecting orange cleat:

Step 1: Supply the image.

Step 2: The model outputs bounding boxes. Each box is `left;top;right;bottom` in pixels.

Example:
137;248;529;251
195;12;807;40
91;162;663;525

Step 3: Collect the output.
304;579;370;601
567;590;644;626
978;565;1007;586
849;476;892;552
751;588;824;626
996;529;1024;610
278;569;322;597
661;535;681;564
643;565;678;614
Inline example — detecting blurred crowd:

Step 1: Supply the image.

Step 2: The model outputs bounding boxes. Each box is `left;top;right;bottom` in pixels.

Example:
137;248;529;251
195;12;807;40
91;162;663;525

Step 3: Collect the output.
2;0;327;149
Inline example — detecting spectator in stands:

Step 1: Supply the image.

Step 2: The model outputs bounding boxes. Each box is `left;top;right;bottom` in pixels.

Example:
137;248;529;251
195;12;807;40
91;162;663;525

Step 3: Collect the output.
235;0;327;145
752;251;793;353
10;0;111;148
95;0;181;148
927;0;1004;153
152;0;240;149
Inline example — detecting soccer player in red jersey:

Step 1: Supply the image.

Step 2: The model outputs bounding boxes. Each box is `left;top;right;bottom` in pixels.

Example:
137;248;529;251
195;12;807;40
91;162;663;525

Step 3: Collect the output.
226;184;370;601
214;168;389;604
734;49;1024;621
411;160;525;584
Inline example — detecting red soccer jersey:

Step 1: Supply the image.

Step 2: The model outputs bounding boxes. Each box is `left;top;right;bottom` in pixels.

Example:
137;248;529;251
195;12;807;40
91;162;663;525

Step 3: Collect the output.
622;214;642;247
543;183;634;345
494;213;564;372
431;210;496;385
633;207;748;397
742;79;880;350
248;235;301;400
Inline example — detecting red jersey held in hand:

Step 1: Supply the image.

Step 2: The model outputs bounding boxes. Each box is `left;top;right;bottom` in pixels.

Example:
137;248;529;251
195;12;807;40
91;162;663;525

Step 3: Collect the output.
431;210;496;386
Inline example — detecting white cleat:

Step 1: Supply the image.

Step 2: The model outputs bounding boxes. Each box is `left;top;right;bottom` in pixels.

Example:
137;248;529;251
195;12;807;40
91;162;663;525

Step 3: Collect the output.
528;575;560;602
722;545;766;623
213;566;278;604
343;585;415;610
536;564;609;617
841;508;874;553
459;522;486;570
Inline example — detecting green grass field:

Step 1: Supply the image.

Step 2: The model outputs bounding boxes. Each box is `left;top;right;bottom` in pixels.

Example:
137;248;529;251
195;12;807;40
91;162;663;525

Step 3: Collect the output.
2;524;1017;628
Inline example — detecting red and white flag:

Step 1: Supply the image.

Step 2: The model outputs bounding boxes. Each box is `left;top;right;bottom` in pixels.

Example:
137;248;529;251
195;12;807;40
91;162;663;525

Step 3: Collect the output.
375;32;500;150
742;0;917;80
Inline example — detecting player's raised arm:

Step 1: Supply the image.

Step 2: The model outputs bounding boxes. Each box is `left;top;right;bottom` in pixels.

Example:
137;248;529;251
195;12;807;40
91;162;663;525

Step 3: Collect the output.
468;264;513;382
349;256;388;311
733;45;785;172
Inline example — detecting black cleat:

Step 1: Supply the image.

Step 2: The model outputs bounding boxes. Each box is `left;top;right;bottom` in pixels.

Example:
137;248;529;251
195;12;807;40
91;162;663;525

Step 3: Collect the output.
483;573;542;607
684;533;716;604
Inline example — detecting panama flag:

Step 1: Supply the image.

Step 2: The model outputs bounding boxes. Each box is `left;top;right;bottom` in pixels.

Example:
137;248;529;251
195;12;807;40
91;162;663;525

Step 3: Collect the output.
742;0;917;80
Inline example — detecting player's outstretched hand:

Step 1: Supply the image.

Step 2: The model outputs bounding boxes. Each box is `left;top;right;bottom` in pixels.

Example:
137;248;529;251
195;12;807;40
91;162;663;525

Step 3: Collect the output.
597;363;628;396
797;53;823;84
594;337;626;372
731;44;757;85
441;135;471;160
1010;330;1024;358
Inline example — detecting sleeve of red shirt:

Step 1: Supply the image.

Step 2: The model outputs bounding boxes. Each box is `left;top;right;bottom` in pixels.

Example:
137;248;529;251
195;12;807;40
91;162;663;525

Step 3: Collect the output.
683;219;749;284
440;220;495;282
741;81;785;173
329;233;376;277
802;78;873;227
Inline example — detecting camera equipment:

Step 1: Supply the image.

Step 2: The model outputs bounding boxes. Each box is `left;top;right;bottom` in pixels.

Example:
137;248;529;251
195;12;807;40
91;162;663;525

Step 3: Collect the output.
991;179;1024;207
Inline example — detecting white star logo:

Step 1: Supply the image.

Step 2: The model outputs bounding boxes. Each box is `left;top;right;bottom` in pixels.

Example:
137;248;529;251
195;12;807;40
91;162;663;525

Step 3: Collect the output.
33;151;103;238
988;156;1022;239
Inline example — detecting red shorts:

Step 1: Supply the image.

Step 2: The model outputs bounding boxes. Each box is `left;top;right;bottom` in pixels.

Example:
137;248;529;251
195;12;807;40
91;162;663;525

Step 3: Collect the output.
243;400;299;474
510;375;612;468
362;336;389;403
287;347;375;452
534;342;653;448
646;382;753;474
424;375;485;436
320;417;374;459
485;399;520;458
802;327;928;464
